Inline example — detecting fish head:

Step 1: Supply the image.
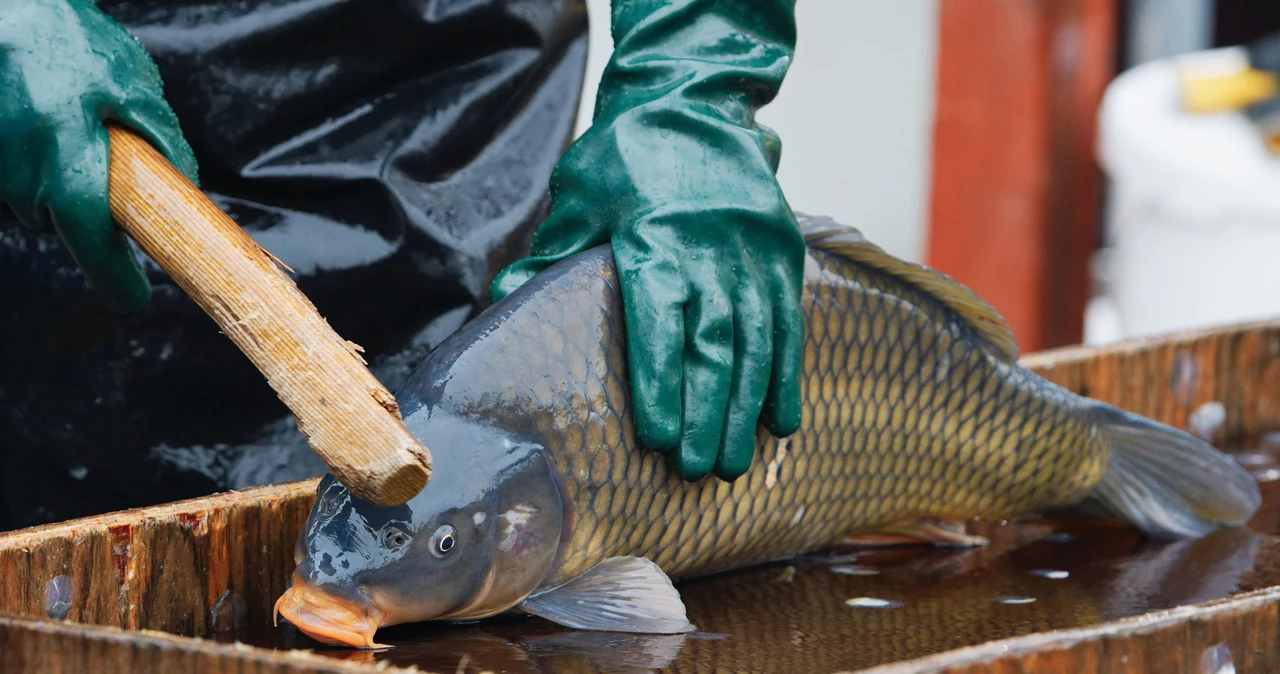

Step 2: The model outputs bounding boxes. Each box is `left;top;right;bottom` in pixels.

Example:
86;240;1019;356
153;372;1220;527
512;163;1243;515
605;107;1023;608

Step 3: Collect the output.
277;413;565;648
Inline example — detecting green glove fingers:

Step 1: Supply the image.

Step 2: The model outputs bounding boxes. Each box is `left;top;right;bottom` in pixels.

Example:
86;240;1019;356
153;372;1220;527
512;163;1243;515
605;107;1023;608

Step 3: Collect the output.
491;0;804;482
763;266;805;439
613;242;686;452
489;138;611;302
490;258;540;303
47;117;151;314
488;213;593;302
92;0;199;184
716;273;773;481
669;259;735;480
114;97;201;187
0;0;198;313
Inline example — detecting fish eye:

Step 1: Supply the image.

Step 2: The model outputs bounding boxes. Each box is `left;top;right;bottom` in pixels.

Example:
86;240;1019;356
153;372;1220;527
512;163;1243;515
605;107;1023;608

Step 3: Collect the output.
381;525;411;551
430;524;457;557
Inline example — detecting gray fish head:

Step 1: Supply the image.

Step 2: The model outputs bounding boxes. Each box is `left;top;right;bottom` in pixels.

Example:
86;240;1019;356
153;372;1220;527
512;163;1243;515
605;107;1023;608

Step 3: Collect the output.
276;412;565;648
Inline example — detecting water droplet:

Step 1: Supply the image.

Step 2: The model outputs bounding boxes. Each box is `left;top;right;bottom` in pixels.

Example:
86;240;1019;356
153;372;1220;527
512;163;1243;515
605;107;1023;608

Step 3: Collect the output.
1188;401;1227;441
1170;354;1199;403
845;597;903;609
1233;452;1274;467
69;464;88;480
210;590;247;632
995;596;1037;605
831;565;880;576
44;575;72;620
1030;569;1069;579
1200;641;1235;674
1252;468;1280;482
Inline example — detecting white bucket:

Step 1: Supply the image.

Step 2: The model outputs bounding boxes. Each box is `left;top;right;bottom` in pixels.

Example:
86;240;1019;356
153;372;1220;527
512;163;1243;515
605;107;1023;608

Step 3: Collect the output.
1095;47;1280;341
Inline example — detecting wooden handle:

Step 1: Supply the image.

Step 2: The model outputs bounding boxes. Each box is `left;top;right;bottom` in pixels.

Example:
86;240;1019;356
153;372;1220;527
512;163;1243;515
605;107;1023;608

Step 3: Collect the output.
105;124;431;507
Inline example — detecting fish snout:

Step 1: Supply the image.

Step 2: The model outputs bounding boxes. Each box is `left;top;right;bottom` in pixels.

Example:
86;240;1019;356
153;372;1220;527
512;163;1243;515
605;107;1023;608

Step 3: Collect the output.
274;576;387;649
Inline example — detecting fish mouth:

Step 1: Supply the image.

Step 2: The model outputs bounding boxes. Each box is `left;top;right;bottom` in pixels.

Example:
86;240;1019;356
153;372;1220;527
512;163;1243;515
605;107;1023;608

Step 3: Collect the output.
274;578;388;649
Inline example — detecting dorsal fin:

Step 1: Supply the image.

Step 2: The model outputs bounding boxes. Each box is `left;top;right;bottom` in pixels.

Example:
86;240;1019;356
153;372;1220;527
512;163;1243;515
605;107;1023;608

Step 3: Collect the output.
797;213;1019;364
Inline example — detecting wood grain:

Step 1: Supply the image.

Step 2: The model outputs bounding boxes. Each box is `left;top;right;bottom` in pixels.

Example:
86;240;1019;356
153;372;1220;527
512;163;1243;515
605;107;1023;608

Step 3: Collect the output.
1021;317;1280;442
106;124;431;507
0;615;414;674
0;479;317;635
862;586;1280;674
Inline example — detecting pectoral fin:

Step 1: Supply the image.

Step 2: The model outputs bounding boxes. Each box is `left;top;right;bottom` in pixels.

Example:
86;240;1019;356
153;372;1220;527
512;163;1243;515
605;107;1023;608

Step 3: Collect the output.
519;557;695;634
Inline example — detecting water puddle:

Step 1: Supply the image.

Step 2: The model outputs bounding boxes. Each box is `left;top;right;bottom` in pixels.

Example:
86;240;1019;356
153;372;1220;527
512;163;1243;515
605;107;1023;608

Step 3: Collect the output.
228;440;1280;673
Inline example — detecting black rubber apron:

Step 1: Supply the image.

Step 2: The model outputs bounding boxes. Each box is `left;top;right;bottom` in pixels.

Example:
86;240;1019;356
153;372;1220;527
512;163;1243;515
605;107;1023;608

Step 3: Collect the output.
0;0;588;529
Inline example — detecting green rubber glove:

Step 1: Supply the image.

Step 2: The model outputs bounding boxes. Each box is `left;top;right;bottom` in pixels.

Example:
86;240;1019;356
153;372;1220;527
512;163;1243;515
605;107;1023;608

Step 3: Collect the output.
0;0;198;313
492;0;804;481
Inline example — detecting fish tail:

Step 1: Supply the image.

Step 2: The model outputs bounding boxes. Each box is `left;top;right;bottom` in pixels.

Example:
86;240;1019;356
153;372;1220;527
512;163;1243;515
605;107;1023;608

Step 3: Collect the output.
1085;406;1261;539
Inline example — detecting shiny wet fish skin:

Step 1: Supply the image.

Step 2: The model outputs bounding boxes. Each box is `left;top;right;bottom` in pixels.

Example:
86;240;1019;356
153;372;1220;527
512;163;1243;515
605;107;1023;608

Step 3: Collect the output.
279;216;1258;643
533;230;1107;587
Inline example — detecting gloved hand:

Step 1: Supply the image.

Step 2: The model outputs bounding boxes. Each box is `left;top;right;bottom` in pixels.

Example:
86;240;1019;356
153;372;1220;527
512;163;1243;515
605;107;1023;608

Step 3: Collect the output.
492;0;804;481
0;0;198;313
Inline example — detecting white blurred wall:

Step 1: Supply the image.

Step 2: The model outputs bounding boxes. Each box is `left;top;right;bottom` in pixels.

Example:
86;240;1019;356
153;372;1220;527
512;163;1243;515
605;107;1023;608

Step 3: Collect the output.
574;0;939;262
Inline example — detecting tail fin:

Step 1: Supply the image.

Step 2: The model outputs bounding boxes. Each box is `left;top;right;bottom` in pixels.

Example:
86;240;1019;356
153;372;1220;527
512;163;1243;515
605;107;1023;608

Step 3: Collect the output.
1087;407;1261;539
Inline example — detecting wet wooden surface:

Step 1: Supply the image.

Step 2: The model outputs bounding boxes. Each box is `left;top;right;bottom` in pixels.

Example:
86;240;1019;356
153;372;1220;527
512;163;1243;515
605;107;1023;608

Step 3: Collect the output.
1024;317;1280;443
225;502;1277;672
0;479;316;634
0;615;398;674
3;318;1280;673
867;587;1280;673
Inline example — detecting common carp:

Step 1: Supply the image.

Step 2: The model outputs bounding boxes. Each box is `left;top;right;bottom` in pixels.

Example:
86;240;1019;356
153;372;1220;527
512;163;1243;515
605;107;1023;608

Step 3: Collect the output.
274;216;1259;648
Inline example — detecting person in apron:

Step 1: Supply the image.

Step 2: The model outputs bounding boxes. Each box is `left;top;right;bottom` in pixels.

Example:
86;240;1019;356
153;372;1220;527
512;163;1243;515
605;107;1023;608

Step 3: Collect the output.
0;0;804;530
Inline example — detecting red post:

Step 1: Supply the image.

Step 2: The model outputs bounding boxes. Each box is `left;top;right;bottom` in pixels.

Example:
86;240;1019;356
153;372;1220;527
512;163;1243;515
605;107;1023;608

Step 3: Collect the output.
926;0;1116;352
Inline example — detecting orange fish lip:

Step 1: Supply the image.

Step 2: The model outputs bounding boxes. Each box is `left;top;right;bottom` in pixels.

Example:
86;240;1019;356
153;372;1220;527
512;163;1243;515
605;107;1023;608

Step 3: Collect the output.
274;578;388;649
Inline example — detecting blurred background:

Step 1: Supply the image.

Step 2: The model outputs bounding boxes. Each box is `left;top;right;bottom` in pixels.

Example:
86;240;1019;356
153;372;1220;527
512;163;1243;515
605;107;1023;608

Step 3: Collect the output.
578;0;1280;354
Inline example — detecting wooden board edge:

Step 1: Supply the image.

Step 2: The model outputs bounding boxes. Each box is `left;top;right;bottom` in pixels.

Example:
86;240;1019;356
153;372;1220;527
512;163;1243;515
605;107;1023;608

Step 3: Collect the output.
852;584;1280;673
0;613;417;673
0;478;322;633
1020;317;1280;371
0;479;320;550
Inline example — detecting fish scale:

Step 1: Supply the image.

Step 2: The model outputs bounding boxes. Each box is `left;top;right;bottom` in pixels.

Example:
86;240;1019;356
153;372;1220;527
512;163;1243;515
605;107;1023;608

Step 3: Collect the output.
280;216;1257;645
537;231;1107;587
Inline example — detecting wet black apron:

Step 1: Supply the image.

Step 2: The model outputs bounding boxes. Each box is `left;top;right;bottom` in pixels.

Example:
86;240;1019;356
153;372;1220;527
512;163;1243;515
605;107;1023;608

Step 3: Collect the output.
0;0;588;529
